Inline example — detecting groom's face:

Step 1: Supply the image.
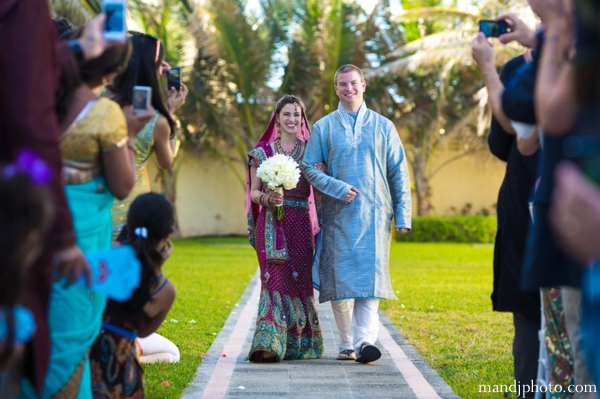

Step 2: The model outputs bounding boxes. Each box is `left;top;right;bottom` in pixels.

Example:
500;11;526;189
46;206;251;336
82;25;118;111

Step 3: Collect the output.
335;71;366;108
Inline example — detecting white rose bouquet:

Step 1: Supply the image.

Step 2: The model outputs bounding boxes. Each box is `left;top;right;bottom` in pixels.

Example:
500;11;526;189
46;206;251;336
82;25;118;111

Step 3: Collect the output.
256;153;301;219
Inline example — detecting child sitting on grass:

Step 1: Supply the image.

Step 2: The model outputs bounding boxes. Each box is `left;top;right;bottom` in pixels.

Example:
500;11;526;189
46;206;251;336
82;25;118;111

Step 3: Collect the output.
0;159;53;398
90;192;176;398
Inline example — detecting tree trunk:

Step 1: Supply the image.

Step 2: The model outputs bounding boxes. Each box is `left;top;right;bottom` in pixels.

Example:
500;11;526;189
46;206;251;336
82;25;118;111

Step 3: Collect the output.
412;150;433;216
157;153;185;236
159;165;177;206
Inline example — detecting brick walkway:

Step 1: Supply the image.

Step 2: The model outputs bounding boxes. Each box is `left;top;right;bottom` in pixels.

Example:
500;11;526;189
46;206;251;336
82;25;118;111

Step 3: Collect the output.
181;275;460;399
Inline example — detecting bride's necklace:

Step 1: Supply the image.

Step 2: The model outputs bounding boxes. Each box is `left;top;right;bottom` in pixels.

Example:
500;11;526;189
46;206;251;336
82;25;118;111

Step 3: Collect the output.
276;138;299;156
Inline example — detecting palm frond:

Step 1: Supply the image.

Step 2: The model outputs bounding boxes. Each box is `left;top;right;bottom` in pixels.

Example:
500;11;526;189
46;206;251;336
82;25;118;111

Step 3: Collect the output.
396;7;482;22
49;0;93;26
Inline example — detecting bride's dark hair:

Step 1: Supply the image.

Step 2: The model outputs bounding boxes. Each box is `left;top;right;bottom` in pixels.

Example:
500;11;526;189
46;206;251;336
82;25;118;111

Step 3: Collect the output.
274;95;310;132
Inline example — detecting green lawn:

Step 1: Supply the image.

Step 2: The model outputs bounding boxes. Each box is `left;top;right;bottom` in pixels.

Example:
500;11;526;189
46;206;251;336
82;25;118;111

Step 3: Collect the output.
144;238;515;399
382;242;514;399
143;237;258;398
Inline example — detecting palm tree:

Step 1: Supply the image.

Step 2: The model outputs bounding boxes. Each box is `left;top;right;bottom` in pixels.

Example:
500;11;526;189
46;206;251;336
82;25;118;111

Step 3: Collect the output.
49;0;99;26
180;0;276;186
127;0;196;203
366;0;536;215
275;0;369;121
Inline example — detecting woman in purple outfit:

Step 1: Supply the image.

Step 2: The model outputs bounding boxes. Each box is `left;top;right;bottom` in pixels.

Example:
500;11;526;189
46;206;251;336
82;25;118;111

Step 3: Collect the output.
246;95;324;362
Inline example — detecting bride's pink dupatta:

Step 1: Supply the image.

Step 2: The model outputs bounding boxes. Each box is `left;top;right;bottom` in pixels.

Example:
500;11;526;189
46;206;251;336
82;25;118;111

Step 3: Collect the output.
245;112;319;263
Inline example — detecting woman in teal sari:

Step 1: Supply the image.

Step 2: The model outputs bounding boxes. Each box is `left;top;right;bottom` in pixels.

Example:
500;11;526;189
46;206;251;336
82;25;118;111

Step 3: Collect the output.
19;34;136;399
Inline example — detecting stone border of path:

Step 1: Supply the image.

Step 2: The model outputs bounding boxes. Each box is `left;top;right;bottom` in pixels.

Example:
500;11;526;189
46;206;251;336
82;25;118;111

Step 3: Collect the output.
181;274;460;399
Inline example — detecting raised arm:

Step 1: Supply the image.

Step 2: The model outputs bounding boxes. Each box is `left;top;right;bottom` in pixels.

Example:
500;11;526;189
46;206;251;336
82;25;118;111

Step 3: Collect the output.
472;33;515;134
301;123;353;203
386;124;412;230
535;0;576;135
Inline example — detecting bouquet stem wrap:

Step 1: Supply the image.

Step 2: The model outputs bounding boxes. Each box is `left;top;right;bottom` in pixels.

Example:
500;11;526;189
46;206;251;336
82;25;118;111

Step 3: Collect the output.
271;186;284;220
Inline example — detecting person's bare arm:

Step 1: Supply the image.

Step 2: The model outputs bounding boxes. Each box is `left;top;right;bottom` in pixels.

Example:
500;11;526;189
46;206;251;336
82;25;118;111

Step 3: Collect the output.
153;115;176;169
103;145;135;200
550;162;600;264
535;0;576;135
472;33;515;134
139;281;176;338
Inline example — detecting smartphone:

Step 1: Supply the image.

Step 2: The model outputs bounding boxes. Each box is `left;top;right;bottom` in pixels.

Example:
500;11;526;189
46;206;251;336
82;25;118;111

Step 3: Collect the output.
479;20;509;38
132;86;152;114
168;67;181;91
102;0;127;41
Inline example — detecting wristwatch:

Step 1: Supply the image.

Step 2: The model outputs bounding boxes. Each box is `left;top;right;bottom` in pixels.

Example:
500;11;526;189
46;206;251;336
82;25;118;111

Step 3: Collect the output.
68;40;85;65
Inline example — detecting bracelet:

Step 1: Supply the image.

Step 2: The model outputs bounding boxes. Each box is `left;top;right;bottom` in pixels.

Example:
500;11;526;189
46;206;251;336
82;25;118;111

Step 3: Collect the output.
260;194;271;207
258;194;267;206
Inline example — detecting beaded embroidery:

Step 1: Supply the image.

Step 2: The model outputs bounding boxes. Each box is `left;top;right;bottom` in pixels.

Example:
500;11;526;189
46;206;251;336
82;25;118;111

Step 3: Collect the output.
265;206;289;263
249;290;324;361
337;101;367;148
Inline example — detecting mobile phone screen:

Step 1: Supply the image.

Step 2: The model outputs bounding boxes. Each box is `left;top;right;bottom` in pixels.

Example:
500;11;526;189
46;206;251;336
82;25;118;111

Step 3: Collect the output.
104;3;124;33
132;87;151;113
479;20;509;38
168;67;181;90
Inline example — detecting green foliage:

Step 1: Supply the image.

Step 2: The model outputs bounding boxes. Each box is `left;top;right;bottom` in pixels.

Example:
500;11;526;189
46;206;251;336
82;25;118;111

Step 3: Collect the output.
396;216;497;243
383;242;513;399
143;237;257;399
49;0;96;27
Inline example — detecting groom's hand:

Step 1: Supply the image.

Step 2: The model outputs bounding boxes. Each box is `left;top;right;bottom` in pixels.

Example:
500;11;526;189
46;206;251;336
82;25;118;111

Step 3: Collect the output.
345;187;359;203
396;228;409;234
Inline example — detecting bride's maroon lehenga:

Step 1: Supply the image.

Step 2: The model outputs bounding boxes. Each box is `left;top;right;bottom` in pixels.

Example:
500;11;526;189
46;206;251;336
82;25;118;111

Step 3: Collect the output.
247;142;323;361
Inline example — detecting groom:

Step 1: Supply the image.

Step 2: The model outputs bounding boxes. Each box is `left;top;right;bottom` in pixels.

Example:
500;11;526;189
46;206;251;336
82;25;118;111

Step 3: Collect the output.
302;64;412;363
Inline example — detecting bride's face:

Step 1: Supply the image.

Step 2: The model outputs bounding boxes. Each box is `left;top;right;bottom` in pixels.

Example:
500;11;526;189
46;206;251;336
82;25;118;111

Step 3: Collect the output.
277;103;301;137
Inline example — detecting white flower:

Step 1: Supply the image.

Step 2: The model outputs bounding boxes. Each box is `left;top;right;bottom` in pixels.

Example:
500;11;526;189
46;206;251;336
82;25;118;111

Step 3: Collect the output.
256;154;301;191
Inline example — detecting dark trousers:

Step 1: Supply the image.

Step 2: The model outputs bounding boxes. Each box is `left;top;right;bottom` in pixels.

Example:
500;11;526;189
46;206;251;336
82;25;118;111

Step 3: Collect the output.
513;312;541;398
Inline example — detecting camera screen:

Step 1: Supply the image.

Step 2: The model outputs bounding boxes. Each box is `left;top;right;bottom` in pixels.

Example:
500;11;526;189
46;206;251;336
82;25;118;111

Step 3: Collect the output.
168;68;181;89
479;20;508;38
105;4;124;33
168;69;180;81
132;89;149;110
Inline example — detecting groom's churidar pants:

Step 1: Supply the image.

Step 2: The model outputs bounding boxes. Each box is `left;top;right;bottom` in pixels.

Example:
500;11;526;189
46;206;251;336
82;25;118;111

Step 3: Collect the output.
331;299;380;354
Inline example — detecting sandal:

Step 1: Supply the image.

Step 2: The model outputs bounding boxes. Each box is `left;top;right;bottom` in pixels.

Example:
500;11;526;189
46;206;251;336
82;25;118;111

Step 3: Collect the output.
337;349;356;360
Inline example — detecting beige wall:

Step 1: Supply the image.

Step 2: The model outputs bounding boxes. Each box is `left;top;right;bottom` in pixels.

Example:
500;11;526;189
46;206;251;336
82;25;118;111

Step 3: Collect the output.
426;148;505;216
148;145;506;237
147;154;248;238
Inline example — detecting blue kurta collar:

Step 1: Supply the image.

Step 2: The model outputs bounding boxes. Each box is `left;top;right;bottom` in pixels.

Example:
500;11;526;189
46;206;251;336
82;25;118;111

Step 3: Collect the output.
337;101;367;148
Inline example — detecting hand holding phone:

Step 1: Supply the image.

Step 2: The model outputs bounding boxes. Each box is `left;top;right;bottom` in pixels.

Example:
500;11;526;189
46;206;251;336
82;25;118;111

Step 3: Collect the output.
132;86;152;114
102;0;127;41
168;67;181;91
479;19;510;38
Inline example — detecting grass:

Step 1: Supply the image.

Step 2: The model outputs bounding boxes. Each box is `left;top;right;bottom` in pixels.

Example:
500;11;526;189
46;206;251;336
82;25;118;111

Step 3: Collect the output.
382;242;515;399
143;237;257;399
144;238;515;399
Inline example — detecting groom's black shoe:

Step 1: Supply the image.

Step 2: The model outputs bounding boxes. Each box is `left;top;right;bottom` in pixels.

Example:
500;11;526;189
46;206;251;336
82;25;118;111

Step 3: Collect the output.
355;344;381;364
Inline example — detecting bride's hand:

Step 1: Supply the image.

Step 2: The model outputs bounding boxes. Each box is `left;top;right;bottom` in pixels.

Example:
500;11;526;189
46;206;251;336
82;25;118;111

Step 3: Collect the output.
267;191;283;206
314;162;327;173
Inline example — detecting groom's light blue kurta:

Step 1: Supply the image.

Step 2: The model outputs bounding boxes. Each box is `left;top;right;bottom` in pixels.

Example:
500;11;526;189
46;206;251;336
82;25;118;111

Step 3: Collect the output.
302;102;411;303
